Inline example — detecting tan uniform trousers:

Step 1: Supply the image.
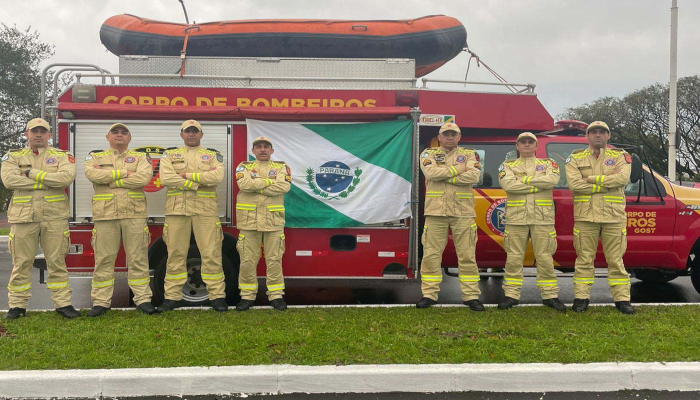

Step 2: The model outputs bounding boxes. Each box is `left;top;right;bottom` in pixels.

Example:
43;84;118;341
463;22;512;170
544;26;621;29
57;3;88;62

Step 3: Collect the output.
573;221;630;301
163;215;225;301
502;224;559;300
420;216;480;301
7;221;71;308
237;230;285;301
91;218;152;307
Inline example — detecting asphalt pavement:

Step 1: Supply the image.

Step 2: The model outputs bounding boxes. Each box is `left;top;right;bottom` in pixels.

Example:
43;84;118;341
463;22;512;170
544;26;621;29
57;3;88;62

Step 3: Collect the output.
1;243;699;310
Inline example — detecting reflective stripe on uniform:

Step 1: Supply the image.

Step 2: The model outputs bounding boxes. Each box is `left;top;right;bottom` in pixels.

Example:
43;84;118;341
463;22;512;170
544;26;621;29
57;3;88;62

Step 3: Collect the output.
522;176;532;184
506;200;526;207
267;283;285;291
238;283;258;289
449;166;458;177
192;173;201;183
128;192;145;198
529;186;539;193
165;272;187;280
573;277;594;284
201;272;224;281
166;191;183;196
536;279;558;287
549;231;557;238
459;275;480;282
35;171;47;183
621;229;627;236
45;194;66;203
574;195;591;202
236;203;257;210
33;182;43;189
264;179;274;187
46;281;69;289
196;191;216;198
91;279;115;288
128;277;150;286
93;194;115;201
421;274;442;282
591;184;602;193
114;179;125;188
238;234;245;240
426;191;444;198
183;180;194;189
267;205;285;212
7;283;31;292
535;200;553;206
471;223;478;231
603;195;624;203
608;278;631;286
13;196;32;203
504;277;523;286
455;192;473;199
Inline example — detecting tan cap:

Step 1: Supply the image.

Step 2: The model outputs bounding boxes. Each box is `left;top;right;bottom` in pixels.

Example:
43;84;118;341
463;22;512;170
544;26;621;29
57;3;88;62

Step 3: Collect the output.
586;121;610;134
516;132;538;142
26;118;50;131
438;122;461;134
252;136;273;147
181;119;202;132
108;123;130;133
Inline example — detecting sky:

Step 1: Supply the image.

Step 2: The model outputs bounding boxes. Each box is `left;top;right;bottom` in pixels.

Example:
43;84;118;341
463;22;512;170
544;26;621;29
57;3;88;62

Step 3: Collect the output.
1;0;698;119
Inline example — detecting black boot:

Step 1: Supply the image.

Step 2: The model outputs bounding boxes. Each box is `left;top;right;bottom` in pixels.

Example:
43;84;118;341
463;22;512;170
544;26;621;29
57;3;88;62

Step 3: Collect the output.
236;299;255;311
572;298;590;313
136;302;158;315
270;298;287;311
415;297;437;309
543;298;567;312
56;305;81;319
156;299;182;313
211;298;229;312
4;307;26;320
463;299;485;312
87;306;109;317
615;301;635;315
497;297;519;310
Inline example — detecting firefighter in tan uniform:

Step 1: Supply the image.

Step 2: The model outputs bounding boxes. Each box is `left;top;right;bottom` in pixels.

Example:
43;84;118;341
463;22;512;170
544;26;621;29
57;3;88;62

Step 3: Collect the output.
84;123;157;316
497;132;566;312
566;121;634;314
234;136;291;312
416;122;484;311
1;118;80;319
157;120;228;312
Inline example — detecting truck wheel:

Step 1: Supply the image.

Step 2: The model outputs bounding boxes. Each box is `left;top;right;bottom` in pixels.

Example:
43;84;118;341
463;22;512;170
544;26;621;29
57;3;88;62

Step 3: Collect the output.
633;269;678;284
151;246;240;307
691;260;700;295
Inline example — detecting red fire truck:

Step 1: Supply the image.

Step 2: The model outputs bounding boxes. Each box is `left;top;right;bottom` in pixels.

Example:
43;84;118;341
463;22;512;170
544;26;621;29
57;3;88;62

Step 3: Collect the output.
41;56;700;305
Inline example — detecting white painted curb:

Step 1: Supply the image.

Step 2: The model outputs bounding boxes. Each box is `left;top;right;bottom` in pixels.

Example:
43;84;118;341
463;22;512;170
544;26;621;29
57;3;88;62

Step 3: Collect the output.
1;362;699;398
0;235;8;244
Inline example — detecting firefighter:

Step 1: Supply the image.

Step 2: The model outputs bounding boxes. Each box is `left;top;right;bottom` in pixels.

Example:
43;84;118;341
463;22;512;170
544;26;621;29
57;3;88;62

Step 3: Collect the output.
1;118;79;319
234;136;291;311
566;121;634;314
416;122;484;311
157;120;228;312
83;123;157;316
497;132;566;312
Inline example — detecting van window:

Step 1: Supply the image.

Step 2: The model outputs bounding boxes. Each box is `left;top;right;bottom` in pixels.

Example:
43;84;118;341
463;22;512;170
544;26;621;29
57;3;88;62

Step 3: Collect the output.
463;143;516;188
545;143;583;188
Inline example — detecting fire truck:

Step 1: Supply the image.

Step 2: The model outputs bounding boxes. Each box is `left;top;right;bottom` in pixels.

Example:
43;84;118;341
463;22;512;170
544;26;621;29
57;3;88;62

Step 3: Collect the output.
39;55;700;305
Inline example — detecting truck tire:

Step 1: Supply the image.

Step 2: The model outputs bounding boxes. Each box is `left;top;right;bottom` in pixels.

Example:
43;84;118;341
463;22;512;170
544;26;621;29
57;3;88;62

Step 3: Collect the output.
151;245;240;307
691;261;700;295
633;269;678;284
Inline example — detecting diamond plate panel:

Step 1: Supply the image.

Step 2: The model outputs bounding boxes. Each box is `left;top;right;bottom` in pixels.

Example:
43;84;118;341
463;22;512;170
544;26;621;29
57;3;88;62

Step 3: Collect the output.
119;56;416;89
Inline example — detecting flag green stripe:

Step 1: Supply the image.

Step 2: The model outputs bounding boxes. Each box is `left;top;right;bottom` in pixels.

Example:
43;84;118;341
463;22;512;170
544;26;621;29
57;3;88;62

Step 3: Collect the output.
284;184;363;228
301;120;412;181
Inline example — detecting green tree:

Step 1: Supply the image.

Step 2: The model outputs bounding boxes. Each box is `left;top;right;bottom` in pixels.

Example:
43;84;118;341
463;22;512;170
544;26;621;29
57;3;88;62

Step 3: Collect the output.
559;75;700;180
0;24;55;209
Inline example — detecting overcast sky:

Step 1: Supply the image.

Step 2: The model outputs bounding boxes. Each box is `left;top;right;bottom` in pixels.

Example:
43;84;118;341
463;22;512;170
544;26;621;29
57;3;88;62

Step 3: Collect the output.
2;0;698;118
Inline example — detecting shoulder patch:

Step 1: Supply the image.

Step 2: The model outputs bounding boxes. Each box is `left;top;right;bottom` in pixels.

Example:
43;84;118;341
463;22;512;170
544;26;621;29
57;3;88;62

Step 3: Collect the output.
1;153;9;162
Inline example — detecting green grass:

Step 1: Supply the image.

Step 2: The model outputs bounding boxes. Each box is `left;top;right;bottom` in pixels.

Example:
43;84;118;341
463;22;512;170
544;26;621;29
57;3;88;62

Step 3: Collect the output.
0;228;9;235
1;305;699;370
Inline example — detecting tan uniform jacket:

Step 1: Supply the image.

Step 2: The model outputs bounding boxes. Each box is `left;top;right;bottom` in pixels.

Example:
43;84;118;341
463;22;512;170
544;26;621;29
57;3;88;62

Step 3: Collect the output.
160;146;224;217
565;147;631;223
498;156;560;225
420;147;481;217
1;147;76;223
84;148;152;220
235;160;291;231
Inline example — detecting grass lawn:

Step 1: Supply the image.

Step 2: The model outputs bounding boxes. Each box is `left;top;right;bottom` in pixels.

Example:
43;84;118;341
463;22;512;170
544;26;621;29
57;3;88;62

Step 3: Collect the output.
1;305;699;370
0;228;9;235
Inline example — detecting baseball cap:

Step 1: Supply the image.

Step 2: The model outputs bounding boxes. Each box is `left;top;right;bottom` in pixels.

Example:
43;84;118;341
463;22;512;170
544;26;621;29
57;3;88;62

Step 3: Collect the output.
252;136;273;147
516;132;538;142
438;122;461;134
586;121;610;134
181;119;202;132
108;123;130;133
26;118;50;131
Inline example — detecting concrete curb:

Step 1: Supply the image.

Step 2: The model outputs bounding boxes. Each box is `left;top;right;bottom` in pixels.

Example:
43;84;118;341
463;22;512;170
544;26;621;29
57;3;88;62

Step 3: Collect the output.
0;235;8;243
1;362;699;398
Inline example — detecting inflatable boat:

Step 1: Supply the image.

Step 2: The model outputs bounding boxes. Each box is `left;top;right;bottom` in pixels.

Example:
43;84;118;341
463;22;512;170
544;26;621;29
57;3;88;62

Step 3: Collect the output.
100;14;466;77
